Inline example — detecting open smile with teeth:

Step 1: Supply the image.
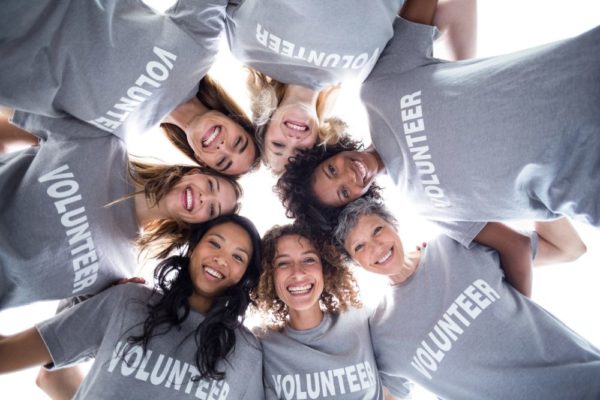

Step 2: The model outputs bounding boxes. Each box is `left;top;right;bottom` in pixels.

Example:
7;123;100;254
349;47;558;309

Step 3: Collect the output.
284;120;309;132
375;247;394;265
353;160;367;185
287;283;313;295
204;266;225;280
202;126;222;147
184;187;194;211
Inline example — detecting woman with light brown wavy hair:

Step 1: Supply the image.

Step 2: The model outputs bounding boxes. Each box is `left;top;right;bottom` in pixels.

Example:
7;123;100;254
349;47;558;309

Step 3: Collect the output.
246;69;347;175
253;223;388;399
161;75;261;177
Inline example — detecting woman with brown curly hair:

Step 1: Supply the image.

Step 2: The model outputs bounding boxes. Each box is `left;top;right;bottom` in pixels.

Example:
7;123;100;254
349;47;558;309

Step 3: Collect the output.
254;223;386;399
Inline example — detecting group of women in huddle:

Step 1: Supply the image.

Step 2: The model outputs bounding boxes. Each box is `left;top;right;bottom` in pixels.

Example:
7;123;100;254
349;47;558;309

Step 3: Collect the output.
1;0;599;399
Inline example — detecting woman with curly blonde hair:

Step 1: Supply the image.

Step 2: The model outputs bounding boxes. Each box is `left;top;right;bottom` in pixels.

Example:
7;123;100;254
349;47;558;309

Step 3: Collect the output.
246;69;347;175
253;223;387;399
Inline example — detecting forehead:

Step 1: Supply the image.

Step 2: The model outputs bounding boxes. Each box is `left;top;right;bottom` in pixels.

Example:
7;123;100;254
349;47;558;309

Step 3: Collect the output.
276;234;316;254
345;213;389;243
204;222;252;250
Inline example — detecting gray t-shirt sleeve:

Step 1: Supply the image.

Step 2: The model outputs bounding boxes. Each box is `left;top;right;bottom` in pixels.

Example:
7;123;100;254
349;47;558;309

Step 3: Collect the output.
11;111;112;142
35;284;131;369
367;17;439;78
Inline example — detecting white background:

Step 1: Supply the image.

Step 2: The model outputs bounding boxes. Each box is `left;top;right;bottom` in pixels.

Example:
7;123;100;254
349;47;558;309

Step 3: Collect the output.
1;1;599;398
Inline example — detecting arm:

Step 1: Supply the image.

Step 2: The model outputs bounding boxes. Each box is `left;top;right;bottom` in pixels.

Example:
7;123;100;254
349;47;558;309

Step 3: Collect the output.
474;222;533;297
399;0;439;26
434;0;478;60
0;112;38;154
0;327;52;373
534;217;587;266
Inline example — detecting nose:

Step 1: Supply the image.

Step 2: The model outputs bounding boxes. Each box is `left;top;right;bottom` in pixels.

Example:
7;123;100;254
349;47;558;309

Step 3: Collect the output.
290;262;306;276
213;256;227;268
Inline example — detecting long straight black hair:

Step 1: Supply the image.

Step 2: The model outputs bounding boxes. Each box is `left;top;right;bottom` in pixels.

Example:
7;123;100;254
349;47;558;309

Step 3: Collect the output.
128;214;262;380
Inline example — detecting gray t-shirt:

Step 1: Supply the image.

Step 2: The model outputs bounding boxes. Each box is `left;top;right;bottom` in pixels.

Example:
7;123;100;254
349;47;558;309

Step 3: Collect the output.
259;308;384;399
0;113;138;310
370;234;600;399
226;0;403;89
362;18;600;227
0;0;226;138
37;284;264;399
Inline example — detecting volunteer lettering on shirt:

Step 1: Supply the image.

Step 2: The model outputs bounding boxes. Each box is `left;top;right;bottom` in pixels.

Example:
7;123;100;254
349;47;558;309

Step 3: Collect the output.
88;46;177;133
38;164;100;293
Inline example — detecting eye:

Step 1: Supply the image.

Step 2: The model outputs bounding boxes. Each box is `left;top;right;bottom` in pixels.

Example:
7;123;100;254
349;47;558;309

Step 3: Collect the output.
272;141;285;149
341;187;351;200
275;261;289;269
354;243;365;253
233;253;244;263
208;179;214;192
216;157;226;167
234;137;242;147
303;257;317;264
373;226;383;236
209;204;216;218
327;164;336;175
208;240;221;249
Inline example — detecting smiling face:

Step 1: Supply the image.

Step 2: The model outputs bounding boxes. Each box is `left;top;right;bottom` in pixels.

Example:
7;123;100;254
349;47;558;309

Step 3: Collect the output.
311;150;380;207
186;110;256;176
188;222;253;307
162;170;238;224
344;214;405;276
264;104;319;174
272;235;324;316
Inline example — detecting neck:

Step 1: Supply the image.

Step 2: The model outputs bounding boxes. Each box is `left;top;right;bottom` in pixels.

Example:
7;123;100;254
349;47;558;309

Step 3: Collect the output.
133;184;169;228
388;250;422;285
188;293;213;314
164;97;208;132
287;306;324;330
280;84;319;110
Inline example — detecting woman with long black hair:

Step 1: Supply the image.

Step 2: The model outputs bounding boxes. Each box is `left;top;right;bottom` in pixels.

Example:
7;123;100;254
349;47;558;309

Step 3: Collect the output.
0;214;264;399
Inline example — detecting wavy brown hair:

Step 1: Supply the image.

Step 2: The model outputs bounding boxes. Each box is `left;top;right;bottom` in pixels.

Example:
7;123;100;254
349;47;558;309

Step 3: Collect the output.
246;68;346;165
252;223;361;327
128;161;243;259
161;74;261;173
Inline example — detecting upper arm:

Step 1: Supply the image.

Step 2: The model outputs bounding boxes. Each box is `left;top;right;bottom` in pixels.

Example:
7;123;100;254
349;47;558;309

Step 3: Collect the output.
399;0;438;26
0;327;52;373
534;218;587;265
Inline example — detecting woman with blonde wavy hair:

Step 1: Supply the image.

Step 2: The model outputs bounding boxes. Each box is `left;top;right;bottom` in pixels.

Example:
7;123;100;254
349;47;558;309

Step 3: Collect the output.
253;223;387;399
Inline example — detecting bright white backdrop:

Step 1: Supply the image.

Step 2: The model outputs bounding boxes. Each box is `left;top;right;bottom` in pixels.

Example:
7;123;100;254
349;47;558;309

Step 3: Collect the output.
1;1;598;399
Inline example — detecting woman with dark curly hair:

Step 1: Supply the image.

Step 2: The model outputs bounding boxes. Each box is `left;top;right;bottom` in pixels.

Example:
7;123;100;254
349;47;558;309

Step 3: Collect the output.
0;214;264;399
334;197;599;399
254;223;387;399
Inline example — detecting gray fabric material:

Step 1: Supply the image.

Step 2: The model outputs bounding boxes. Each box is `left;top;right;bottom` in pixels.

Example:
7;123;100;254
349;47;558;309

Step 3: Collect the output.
226;0;403;89
37;284;264;399
363;18;600;228
259;308;385;399
0;0;226;138
370;234;600;400
0;114;138;310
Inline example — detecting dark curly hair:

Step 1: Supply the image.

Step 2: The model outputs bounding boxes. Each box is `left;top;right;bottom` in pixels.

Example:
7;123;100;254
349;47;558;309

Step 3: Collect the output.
127;214;262;381
161;74;262;175
275;136;382;238
252;223;361;328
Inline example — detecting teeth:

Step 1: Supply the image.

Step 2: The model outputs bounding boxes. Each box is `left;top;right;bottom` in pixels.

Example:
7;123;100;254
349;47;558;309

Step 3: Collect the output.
376;249;393;265
203;126;221;146
288;284;312;294
285;121;308;131
354;160;367;180
185;188;193;211
205;266;224;279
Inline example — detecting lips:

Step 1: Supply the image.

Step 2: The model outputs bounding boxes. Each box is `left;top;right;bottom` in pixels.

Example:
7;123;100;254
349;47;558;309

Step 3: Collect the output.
375;247;394;266
287;282;314;295
352;160;368;186
183;187;194;211
284;119;311;139
204;265;225;280
202;125;222;148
